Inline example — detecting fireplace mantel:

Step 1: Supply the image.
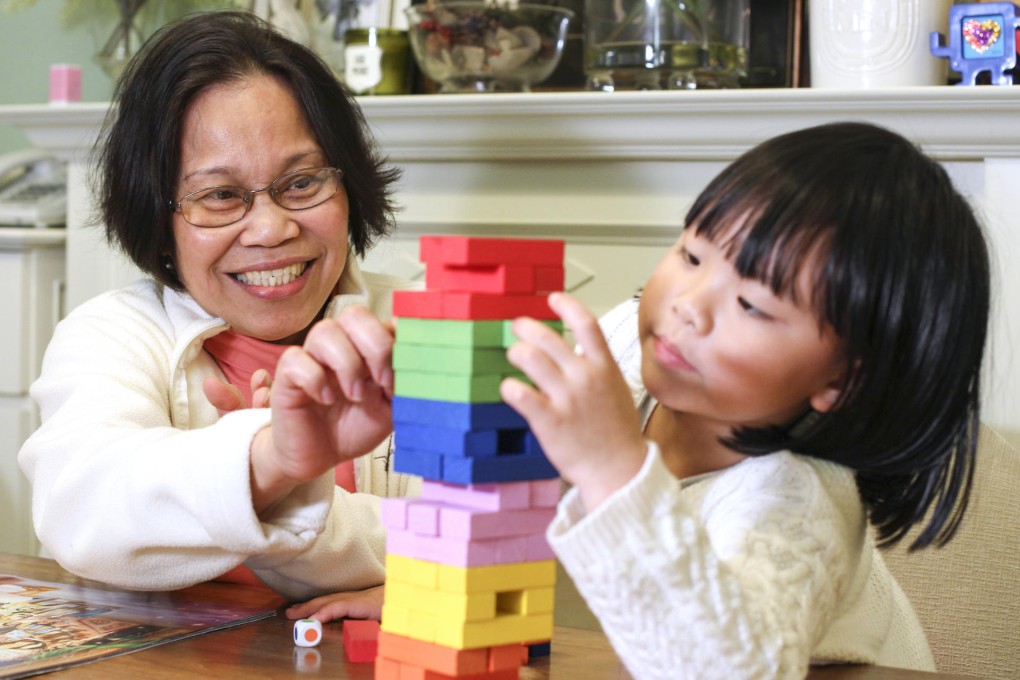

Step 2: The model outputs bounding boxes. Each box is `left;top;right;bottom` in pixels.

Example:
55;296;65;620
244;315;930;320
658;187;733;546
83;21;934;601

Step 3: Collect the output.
1;88;1017;436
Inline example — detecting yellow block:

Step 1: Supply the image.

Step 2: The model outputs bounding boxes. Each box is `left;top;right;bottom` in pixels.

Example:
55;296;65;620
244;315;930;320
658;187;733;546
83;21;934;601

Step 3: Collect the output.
385;581;496;621
386;554;556;594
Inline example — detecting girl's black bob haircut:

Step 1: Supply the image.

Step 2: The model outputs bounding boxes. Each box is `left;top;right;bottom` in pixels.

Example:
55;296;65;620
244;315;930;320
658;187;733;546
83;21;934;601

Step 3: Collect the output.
93;10;400;290
686;121;989;551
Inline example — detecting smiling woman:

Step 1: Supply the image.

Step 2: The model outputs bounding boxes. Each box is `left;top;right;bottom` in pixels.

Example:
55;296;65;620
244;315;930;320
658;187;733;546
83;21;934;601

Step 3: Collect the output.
17;10;418;621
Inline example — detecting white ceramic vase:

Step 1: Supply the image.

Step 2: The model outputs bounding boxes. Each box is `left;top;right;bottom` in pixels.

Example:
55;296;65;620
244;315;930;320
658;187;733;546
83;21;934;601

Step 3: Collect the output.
809;0;952;88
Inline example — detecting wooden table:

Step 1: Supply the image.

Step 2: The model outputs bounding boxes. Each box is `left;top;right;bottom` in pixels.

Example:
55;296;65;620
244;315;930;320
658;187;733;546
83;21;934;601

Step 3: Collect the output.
0;554;977;679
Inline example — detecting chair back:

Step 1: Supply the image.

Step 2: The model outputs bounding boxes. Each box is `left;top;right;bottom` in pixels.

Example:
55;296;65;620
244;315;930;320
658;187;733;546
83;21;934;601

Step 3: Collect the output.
882;424;1020;680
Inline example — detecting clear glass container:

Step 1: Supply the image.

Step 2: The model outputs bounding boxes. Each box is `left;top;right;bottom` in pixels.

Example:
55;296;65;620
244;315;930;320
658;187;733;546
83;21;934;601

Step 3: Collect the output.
584;0;749;91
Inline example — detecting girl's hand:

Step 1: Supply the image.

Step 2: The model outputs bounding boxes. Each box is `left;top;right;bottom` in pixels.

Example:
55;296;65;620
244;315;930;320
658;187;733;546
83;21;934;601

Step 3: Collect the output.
501;293;646;511
284;585;385;623
250;305;395;512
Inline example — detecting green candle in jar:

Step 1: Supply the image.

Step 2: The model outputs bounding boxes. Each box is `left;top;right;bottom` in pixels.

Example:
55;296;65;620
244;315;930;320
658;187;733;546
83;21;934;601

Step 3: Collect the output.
343;28;412;95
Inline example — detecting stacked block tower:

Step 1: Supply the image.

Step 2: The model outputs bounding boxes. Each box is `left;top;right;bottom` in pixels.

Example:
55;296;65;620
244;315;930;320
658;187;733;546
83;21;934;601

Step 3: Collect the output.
375;236;565;680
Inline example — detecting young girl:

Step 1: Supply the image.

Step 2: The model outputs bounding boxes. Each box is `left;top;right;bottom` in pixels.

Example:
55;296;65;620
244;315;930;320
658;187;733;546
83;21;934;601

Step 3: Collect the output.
500;122;990;679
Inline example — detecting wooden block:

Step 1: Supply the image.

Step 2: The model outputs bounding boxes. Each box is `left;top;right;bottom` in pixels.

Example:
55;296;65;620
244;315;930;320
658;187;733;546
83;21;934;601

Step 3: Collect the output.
394;370;506;403
393;397;526;431
393;342;514;376
426;263;546;294
408;501;441;536
439;505;556;541
420;236;564;267
441;453;559;484
395;422;501;457
393;290;557;321
386;526;530;567
529;479;562;508
385;581;496;622
395;318;506;348
420;479;531;511
392;447;444;481
376;630;492;676
434;612;555;650
342;619;379;663
386;553;440;589
379;497;411;530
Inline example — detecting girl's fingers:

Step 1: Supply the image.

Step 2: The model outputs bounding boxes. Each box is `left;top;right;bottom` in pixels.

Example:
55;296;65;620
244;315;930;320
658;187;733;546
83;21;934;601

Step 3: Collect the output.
547;293;613;365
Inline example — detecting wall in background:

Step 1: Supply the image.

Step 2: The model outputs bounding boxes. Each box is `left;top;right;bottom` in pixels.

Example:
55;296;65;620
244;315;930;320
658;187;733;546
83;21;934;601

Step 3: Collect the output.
0;3;115;155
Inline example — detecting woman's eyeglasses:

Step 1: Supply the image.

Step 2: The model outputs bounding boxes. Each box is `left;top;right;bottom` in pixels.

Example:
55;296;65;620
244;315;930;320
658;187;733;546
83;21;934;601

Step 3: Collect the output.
169;166;343;228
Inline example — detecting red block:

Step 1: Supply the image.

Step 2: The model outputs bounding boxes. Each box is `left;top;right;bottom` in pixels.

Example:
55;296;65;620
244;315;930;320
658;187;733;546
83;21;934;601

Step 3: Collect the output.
393;290;556;320
426;263;565;295
420;236;564;267
343;619;380;663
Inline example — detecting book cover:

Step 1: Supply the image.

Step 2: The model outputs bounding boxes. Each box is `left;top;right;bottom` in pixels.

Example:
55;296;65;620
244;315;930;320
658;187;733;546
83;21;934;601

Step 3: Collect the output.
0;573;280;679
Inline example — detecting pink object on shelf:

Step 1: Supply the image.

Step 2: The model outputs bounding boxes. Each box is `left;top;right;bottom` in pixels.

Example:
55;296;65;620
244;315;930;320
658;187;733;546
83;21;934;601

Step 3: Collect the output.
49;64;81;104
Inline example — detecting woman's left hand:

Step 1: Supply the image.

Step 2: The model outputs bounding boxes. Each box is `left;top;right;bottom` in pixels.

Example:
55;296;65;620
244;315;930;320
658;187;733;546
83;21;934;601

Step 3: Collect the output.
284;585;385;623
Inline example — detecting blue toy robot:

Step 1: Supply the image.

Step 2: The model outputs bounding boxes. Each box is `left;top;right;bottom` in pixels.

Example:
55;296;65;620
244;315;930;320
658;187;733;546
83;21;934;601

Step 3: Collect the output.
931;2;1020;85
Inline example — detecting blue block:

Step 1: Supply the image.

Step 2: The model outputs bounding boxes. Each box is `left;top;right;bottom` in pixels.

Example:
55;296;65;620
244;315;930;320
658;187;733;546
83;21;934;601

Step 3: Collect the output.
392;397;526;430
394;422;500;456
392;447;444;480
527;641;552;659
442;452;559;484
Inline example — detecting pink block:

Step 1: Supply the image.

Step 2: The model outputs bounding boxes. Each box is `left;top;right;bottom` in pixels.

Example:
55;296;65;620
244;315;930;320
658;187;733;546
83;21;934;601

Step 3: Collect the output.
439;505;556;540
408;501;441;536
49;64;81;104
420;480;530;511
379;497;410;530
529;479;562;508
386;527;533;567
525;533;556;561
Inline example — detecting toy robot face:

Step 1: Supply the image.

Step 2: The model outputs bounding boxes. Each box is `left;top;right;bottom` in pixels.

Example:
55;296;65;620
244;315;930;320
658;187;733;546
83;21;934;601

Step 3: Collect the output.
961;13;1008;59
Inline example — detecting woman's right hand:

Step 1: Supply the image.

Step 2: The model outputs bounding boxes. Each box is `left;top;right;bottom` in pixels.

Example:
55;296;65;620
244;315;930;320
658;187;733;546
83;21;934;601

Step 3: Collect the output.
249;305;395;512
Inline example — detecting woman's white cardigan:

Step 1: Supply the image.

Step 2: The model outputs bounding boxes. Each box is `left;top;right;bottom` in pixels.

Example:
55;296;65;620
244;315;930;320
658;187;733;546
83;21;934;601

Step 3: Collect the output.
19;255;416;601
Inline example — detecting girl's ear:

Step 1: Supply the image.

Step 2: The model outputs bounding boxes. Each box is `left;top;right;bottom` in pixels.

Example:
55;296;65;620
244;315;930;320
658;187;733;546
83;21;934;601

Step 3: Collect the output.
803;375;844;411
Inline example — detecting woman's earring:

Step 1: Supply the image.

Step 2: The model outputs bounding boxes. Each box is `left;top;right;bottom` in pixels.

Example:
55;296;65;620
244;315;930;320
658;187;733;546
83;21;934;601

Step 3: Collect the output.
163;257;175;271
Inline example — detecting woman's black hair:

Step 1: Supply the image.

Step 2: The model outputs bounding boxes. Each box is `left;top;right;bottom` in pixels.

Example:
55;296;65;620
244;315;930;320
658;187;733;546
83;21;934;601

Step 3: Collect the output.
686;121;989;551
93;10;400;290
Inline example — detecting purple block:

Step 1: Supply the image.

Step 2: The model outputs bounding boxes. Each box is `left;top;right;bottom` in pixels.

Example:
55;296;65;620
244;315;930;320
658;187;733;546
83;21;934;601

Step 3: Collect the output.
439;505;556;540
379;497;411;529
529;479;562;508
386;527;537;567
420;479;531;511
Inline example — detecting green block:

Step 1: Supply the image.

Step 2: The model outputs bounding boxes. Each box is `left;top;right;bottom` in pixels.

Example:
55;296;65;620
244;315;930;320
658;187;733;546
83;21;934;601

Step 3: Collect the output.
396;318;506;347
393;342;514;375
395;370;506;403
396;318;564;349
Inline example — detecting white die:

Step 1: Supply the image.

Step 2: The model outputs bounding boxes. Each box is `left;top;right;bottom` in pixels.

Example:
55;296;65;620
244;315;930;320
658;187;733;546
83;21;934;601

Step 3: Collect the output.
293;618;322;647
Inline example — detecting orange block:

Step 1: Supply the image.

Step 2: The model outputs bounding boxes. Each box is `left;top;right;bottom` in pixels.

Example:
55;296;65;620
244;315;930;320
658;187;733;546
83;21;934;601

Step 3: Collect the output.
376;630;524;677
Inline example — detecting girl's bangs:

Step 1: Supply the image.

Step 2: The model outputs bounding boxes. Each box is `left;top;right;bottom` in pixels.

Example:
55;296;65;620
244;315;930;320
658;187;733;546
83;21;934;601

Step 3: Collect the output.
689;182;834;318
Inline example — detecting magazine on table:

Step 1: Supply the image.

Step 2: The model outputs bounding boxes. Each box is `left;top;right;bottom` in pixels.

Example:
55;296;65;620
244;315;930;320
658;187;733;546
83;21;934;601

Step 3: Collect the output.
0;573;280;679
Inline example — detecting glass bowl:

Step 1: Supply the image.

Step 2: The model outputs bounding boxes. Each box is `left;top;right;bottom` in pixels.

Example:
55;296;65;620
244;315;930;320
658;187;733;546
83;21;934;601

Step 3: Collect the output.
405;2;575;93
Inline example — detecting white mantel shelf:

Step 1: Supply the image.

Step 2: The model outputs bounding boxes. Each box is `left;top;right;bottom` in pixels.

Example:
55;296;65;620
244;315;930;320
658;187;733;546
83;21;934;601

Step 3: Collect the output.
1;88;1018;438
5;87;1020;162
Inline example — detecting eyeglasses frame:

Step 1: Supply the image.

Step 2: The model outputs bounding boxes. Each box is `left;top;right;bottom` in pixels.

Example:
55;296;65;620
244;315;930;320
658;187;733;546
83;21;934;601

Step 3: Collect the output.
168;166;344;228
